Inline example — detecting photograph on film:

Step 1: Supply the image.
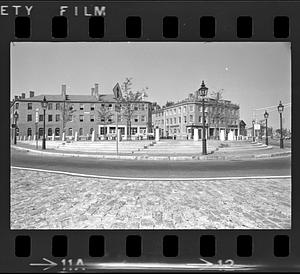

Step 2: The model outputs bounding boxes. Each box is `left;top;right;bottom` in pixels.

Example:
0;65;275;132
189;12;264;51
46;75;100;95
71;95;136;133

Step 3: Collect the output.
10;42;291;229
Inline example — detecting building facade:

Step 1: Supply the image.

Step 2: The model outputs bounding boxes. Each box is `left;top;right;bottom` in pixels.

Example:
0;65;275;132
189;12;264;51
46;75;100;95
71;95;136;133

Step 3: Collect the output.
10;84;152;141
152;89;240;140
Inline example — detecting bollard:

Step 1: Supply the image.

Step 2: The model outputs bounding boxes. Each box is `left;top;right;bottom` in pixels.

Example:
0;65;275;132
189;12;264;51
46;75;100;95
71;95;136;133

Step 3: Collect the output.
62;132;65;141
74;131;78;141
91;130;95;142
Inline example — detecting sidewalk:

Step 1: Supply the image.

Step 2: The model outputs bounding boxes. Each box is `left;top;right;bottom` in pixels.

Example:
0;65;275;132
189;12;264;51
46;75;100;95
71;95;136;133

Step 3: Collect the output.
11;141;291;161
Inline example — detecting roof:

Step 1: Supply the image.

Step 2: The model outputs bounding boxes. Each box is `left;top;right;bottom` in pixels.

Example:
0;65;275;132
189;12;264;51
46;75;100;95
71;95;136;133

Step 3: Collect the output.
17;94;116;102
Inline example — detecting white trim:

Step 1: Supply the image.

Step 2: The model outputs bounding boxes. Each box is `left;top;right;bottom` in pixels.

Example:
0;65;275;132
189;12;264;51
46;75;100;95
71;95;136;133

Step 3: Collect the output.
11;166;291;181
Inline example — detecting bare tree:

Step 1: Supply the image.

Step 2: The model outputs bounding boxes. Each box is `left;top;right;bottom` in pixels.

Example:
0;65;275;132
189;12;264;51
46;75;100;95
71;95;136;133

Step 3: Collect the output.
96;104;114;138
120;78;148;140
61;102;76;138
210;90;227;140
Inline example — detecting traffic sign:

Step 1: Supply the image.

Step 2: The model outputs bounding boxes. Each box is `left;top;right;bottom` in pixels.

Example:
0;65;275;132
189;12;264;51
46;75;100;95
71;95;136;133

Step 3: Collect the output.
113;83;122;100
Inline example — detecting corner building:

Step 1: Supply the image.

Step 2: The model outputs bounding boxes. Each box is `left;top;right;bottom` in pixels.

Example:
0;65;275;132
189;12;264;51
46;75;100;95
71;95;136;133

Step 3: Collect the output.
152;89;240;140
10;84;152;141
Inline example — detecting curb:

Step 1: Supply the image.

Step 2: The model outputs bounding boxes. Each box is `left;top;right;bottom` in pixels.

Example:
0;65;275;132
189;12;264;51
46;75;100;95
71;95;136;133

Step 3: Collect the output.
11;145;291;161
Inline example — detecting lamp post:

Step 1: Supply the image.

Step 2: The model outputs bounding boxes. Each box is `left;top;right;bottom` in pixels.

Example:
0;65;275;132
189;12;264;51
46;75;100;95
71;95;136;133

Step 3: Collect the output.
198;81;208;155
41;96;48;150
252;119;255;142
264;110;269;146
277;100;284;149
13;111;19;145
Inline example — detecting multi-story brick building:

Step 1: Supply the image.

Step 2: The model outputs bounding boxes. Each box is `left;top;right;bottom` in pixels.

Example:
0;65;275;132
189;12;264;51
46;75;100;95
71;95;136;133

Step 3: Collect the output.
152;87;240;140
10;84;152;141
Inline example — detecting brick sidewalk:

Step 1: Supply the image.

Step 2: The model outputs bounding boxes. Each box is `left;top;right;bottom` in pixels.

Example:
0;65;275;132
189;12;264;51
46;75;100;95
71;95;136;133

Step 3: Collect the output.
11;169;291;229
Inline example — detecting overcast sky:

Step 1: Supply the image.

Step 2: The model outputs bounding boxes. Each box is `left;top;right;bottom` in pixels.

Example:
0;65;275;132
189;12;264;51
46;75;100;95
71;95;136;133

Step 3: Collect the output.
11;42;291;130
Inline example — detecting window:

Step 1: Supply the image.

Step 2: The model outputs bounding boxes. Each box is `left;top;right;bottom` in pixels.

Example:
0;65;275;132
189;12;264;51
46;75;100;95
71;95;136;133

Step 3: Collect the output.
27;128;32;137
101;103;105;107
90;128;94;134
48;128;52;136
178;107;181;114
55;128;60;136
16;103;19;109
56;103;60;110
55;114;60;122
100;127;107;135
80;104;84;110
189;105;194;111
141;115;145;122
140;104;145;111
48;115;53;122
79;128;83;135
178;117;181;123
166;119;169;125
173;108;176;114
184;116;187;123
134;116;138;122
199;116;202;123
68;128;73;136
27;114;32;122
101;117;105;123
190;115;193;122
90;115;95;122
38;128;44;138
79;115;84;122
170;119;173;125
28;103;32;110
134;105;138;111
69;114;73;122
90;104;95;111
48;103;53;110
69;104;74;111
174;117;177;124
39;114;43;122
183;106;186;113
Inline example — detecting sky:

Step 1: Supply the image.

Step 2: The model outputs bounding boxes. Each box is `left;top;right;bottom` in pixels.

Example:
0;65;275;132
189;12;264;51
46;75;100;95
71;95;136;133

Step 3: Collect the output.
11;42;291;130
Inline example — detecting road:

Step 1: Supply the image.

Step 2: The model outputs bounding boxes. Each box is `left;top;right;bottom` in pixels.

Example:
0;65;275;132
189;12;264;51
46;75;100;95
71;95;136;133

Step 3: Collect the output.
11;148;291;178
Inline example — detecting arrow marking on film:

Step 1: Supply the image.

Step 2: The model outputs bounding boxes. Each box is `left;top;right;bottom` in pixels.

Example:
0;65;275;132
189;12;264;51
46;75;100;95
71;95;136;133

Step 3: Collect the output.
30;258;57;271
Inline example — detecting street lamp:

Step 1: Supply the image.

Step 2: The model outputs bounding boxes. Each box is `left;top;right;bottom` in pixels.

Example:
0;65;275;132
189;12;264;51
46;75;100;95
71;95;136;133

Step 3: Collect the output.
41;96;48;150
264;110;269;146
13;111;19;145
277;100;284;149
252;119;255;142
198;80;208;155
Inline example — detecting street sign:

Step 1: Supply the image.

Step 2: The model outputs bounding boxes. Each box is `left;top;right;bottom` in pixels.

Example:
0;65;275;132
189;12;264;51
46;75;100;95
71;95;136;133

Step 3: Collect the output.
254;123;261;130
113;83;122;100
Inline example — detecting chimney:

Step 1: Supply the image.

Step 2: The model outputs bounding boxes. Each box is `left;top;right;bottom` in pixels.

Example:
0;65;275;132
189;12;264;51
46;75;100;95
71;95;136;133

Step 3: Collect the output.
21;93;25;99
94;83;99;98
29;91;34;98
14;95;18;100
91;87;95;96
61;84;67;97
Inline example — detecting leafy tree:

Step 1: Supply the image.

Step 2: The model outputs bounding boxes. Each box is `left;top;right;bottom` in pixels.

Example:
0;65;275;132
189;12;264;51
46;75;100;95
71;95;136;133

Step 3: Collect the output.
120;78;148;140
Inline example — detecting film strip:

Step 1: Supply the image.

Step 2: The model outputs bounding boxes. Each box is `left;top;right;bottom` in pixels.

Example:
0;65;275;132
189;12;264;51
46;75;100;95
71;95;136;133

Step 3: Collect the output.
1;0;298;272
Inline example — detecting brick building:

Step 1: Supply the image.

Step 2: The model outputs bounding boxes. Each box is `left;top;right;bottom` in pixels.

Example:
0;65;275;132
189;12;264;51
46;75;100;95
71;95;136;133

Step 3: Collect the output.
152;87;240;140
10;84;152;141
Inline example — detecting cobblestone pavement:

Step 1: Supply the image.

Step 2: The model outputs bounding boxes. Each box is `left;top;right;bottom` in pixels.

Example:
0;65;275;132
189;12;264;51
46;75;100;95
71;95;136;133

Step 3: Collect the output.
11;169;291;229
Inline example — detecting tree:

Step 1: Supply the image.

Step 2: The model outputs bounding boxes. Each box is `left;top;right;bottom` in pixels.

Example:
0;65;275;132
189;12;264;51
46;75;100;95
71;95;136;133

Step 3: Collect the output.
96;104;114;137
61;102;76;138
120;78;148;140
210;90;226;139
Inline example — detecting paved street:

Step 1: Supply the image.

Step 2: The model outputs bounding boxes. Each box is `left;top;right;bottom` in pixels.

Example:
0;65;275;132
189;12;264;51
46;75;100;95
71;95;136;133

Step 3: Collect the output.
11;148;291;178
11;168;291;229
